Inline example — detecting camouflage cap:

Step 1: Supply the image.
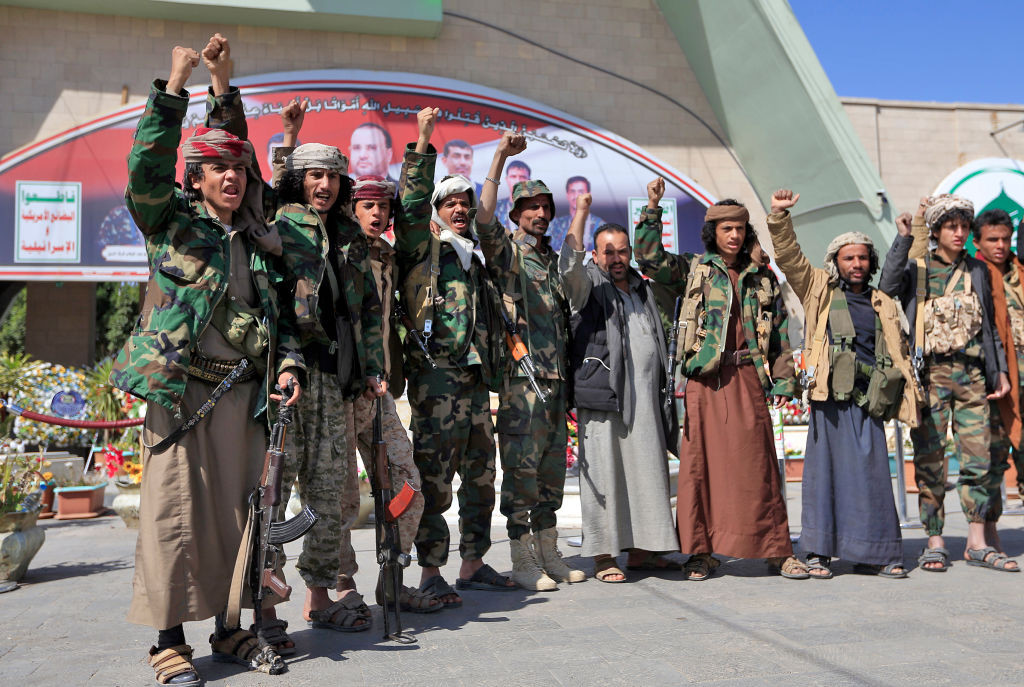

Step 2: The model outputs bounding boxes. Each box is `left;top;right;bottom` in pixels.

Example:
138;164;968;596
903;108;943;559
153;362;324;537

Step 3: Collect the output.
509;179;557;223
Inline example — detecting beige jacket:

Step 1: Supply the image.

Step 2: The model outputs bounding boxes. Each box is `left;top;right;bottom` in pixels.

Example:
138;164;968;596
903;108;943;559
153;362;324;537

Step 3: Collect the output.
767;211;922;427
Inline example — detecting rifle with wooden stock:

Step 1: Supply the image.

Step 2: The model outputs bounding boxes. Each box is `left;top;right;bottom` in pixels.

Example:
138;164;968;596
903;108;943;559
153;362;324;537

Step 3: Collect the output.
369;383;419;642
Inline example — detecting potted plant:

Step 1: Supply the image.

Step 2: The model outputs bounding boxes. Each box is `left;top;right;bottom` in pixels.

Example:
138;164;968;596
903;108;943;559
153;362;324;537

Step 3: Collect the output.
54;469;108;520
0;445;47;584
111;457;143;529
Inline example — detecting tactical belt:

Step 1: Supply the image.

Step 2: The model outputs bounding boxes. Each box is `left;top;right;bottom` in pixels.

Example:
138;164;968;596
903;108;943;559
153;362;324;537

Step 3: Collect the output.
720;349;752;367
146;357;253;454
187;354;258;383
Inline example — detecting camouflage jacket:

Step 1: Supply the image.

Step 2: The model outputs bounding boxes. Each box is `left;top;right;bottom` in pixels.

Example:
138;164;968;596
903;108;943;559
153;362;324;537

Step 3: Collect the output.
208;86;385;394
110;80;304;415
274;203;384;397
394;145;501;383
634;206;797;397
477;216;571;382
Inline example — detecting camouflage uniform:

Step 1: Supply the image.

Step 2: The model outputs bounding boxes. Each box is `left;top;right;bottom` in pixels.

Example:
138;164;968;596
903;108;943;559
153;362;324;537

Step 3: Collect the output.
879;232;1008;535
477;181;572;541
395;144;500;567
112;81;304;629
633;206;797;396
273;203;384;587
338;233;422;573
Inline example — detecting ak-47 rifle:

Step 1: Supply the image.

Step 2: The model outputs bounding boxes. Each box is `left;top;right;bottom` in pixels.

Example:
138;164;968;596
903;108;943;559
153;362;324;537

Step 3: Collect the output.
495;302;549;404
664;296;683;412
247;382;318;671
369;382;419;643
392;291;438;369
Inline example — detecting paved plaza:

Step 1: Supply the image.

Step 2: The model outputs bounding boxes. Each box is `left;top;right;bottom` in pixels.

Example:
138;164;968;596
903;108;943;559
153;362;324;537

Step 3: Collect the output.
3;479;1024;686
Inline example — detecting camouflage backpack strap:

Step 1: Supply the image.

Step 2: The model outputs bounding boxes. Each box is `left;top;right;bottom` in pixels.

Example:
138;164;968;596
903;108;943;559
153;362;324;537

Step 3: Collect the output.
827;288;857;401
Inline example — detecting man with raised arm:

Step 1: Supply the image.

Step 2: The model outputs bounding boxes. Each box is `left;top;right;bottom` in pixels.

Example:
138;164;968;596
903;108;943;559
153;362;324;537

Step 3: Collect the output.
395;108;514;607
767;189;921;579
559;180;679;583
633;181;804;582
477;132;587;590
200;36;390;647
878;194;1011;572
110;41;303;685
341;174;443;613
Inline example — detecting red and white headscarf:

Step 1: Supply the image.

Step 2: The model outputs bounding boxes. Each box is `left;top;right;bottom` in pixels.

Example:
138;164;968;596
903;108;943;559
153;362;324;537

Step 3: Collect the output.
352;175;396;200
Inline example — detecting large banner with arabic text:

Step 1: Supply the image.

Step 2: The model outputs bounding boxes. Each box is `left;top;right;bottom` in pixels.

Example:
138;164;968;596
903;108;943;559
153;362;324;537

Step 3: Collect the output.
0;70;714;281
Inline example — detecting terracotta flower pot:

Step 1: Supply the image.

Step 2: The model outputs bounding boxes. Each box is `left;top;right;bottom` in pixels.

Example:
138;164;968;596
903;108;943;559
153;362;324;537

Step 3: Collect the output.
0;510;45;583
55;482;108;520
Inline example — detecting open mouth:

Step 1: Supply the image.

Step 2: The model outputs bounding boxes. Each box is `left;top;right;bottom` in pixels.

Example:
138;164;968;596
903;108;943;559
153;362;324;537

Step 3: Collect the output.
222;184;240;198
451;213;468;229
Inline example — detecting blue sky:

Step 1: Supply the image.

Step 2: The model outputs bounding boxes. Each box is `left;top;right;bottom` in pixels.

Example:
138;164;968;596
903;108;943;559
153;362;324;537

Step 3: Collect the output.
788;0;1023;104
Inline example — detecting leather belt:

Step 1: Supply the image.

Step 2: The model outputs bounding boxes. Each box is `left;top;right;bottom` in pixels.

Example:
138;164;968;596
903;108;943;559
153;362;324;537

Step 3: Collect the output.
187;354;257;384
720;349;753;367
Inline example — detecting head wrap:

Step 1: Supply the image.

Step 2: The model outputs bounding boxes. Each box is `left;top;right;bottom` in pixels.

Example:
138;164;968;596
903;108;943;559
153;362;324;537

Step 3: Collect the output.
284;143;348;174
181;128;280;255
923;194;974;229
704;204;750;224
352;175;397;200
182;127;253;166
430;175;477;271
509;180;557;223
823;231;875;284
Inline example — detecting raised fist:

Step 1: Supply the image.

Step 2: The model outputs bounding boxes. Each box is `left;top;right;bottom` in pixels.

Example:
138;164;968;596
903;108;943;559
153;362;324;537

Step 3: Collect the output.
915;196;929;219
417;107;439;142
647;177;665;207
168;46;200;93
281;98;308;138
497;130;527;157
895;212;913;237
201;33;230;72
575;192;592;213
770;189;800;214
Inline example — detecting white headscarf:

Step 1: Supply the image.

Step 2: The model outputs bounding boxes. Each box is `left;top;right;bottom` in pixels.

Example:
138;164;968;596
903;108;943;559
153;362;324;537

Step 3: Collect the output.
431;175;477;271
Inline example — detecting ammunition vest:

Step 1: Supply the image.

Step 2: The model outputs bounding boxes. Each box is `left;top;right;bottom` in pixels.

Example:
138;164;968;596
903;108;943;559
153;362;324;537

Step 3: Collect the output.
917;259;982;356
827;288;905;420
679;255;772;357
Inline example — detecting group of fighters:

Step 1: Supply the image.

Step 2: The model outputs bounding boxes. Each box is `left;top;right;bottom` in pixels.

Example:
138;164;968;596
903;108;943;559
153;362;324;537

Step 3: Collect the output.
111;34;1024;687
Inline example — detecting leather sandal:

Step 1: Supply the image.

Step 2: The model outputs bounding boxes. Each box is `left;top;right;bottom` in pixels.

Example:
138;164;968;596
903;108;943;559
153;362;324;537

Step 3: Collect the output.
210;627;286;675
684;553;720;581
594;555;627;583
148;644;201;686
250;618;295;656
306;593;373;632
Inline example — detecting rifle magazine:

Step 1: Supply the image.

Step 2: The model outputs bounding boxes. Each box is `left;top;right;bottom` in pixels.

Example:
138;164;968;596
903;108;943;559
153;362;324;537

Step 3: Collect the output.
268;505;319;545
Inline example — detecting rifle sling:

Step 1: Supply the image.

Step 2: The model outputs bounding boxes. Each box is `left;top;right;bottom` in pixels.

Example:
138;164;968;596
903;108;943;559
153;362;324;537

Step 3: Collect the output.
144;357;251;454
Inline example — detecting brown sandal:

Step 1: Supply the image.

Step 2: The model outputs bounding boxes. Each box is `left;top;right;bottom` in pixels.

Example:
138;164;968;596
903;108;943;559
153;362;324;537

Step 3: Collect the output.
594;555;627;583
148;644;200;686
210;627;286;675
768;555;811;580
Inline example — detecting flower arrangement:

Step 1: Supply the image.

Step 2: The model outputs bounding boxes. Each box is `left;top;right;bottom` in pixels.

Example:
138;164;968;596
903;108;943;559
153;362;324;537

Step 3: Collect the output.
0;444;46;514
565;414;579;471
101;442;143;485
778;398;809;426
122;461;143;485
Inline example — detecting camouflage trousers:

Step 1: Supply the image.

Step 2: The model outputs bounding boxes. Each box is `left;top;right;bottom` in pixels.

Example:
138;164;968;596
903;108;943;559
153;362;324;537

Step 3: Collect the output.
985;398;1024;522
910;358;991;535
279;364;348;588
408;364;496;568
497;377;568;540
337;392;422;580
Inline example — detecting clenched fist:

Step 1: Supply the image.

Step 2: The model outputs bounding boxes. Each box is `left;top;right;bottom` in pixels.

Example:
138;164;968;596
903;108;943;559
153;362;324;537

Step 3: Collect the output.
167;46;200;94
770;189;800;215
647;177;665;209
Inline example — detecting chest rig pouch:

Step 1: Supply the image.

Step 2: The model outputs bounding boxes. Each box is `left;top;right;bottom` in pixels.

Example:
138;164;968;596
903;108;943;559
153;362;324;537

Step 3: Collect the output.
322;250;356;389
680;256;711;354
919;259;982;355
400;235;442;347
828;289;905;420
